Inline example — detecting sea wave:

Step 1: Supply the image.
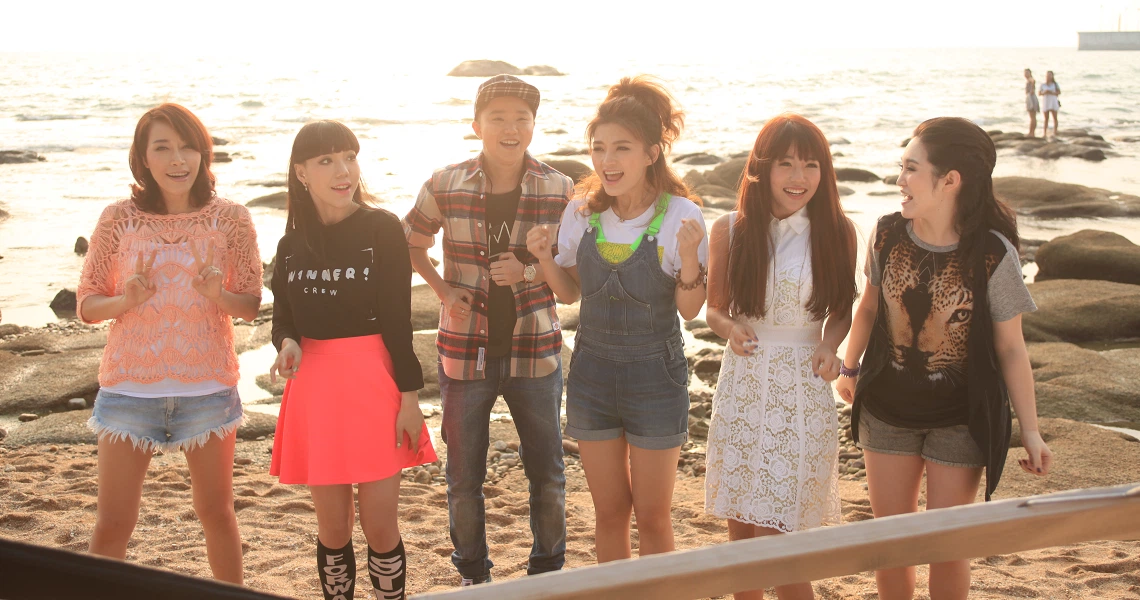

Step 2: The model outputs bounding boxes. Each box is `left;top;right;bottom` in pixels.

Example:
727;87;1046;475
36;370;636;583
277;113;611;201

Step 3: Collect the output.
15;114;88;121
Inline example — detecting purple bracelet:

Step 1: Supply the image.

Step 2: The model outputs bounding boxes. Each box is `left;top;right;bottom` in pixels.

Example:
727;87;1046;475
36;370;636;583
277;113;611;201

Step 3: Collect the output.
839;362;861;378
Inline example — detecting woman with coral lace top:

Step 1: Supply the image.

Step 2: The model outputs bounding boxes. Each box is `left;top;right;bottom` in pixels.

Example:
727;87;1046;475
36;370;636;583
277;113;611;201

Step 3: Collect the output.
77;103;262;584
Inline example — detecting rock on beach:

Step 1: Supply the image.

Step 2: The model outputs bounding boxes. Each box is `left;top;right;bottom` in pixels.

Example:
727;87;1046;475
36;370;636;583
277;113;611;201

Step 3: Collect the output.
0;150;46;164
247;192;287;210
543;159;592;184
1035;230;1140;286
994;177;1140;219
447;60;564;77
1022;279;1140;343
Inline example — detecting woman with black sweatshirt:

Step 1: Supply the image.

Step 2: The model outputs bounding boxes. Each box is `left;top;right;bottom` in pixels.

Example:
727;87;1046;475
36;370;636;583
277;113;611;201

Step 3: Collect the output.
269;121;436;600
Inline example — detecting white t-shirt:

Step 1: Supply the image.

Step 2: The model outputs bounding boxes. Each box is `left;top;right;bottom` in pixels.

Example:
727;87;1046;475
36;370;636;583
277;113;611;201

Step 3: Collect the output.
555;195;709;275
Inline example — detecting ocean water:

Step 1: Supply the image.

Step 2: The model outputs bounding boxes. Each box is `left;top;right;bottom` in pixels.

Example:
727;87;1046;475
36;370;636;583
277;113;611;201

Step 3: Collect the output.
2;48;1140;327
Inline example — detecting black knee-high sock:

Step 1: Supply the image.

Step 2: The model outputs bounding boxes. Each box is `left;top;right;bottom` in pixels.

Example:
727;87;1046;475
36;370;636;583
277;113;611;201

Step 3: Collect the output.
316;540;356;600
368;539;406;600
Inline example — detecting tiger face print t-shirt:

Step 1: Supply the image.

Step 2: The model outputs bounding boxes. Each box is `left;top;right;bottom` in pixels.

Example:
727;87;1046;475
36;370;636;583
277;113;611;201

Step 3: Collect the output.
863;219;1036;429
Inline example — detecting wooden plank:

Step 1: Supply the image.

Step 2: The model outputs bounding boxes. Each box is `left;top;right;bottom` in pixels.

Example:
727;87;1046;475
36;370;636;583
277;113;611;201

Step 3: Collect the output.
413;484;1140;600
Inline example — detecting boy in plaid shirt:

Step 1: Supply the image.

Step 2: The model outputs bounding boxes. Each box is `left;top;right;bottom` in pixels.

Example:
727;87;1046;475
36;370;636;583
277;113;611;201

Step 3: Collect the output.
403;74;573;586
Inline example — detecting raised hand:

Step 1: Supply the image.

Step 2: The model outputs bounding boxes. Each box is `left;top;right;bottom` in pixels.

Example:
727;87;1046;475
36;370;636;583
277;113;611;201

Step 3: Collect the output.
526;224;557;262
190;239;224;301
490;251;524;286
676;218;704;263
123;250;158;309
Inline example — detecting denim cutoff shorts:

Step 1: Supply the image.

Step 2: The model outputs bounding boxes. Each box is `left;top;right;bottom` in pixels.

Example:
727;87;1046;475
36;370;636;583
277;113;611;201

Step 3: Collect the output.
857;408;984;468
565;336;690;450
89;387;243;453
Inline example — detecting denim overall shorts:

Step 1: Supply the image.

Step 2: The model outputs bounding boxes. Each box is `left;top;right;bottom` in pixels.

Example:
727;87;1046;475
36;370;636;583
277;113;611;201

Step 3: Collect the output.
564;196;690;450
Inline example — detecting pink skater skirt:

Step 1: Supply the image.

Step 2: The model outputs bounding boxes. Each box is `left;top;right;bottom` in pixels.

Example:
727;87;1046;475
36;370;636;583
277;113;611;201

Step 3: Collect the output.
270;334;437;485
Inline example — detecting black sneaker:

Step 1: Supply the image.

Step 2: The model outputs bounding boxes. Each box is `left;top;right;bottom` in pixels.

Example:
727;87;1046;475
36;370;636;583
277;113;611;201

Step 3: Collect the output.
460;574;493;586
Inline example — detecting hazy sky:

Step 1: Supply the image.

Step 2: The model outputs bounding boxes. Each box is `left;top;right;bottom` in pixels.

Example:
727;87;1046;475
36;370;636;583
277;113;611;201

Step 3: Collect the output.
3;0;1139;62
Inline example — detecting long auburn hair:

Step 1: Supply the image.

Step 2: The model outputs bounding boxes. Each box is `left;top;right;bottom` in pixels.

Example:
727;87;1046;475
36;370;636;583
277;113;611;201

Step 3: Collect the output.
575;76;697;213
911;117;1019;283
285;121;375;257
727;114;857;320
128;103;216;213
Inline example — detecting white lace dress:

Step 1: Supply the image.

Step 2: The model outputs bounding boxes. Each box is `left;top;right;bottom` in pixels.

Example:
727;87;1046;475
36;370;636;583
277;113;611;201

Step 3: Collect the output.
705;209;841;533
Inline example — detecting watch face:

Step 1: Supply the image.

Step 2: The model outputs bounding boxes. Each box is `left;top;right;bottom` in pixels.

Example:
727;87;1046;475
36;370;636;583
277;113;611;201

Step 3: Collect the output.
524;264;536;282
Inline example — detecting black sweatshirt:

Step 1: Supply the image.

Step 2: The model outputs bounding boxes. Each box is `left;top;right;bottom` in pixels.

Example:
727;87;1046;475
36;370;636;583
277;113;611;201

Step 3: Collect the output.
271;207;424;392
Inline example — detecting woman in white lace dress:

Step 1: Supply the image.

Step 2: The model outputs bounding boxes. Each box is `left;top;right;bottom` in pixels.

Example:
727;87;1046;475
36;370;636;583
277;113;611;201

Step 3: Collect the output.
704;114;858;600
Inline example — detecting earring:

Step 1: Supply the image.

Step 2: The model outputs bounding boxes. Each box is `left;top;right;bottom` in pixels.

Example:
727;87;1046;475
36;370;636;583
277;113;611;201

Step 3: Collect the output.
302;182;308;191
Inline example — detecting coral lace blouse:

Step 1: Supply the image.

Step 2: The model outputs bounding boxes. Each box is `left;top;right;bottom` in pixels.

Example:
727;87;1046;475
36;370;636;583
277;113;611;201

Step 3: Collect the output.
77;198;263;388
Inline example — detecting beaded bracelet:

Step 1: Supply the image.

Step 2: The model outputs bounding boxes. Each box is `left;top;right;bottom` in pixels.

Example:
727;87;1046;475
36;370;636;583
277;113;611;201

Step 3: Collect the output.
839;362;861;378
676;263;708;291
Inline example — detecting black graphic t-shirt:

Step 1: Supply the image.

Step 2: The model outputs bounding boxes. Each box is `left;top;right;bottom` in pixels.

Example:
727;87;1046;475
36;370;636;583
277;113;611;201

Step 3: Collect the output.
485;187;521;358
863;219;1035;428
270;207;424;392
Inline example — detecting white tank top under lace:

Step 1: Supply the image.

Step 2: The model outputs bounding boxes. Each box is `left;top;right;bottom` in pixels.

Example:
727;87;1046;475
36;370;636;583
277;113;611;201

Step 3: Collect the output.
704;207;841;532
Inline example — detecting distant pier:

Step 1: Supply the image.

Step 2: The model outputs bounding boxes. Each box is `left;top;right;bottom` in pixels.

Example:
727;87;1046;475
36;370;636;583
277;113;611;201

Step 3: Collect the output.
1078;31;1140;50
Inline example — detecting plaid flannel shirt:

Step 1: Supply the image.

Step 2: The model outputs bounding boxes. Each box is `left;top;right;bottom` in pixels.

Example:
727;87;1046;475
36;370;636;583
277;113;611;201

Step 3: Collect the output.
404;153;573;380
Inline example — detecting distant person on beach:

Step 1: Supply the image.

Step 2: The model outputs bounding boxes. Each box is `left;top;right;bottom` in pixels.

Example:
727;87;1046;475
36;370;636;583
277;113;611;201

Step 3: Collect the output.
403;75;571;586
703;114;857;600
268;120;436;600
529;76;709;563
1024;69;1039;137
77;103;263;584
1038;71;1061;137
836;117;1053;600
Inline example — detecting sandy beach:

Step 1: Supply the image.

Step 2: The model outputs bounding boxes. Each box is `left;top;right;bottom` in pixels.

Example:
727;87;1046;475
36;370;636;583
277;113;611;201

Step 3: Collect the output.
3;48;1140;599
3;407;1139;599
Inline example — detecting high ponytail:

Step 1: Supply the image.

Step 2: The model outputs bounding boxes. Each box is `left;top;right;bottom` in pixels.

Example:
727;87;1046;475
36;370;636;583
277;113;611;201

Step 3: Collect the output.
577;76;697;214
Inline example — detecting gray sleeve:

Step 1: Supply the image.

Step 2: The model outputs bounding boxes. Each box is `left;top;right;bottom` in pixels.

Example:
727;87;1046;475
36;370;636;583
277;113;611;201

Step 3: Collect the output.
864;223;881;287
987;234;1037;322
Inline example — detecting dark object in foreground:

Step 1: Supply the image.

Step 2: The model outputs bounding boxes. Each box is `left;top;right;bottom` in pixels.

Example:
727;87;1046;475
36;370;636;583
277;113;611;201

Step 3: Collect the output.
0;537;295;600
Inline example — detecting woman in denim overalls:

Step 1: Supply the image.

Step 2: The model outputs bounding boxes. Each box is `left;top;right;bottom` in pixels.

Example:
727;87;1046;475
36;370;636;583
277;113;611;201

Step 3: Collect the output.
528;76;708;562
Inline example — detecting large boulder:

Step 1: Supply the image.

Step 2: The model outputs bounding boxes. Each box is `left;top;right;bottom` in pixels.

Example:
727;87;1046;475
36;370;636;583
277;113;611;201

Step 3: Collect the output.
448;60;521;77
673;152;723;165
1022;279;1140;343
411;284;441;331
1035;230;1140;285
521;65;565;77
2;409;95;446
993;177;1140;219
1029;343;1140;424
834;168;880;182
1;409;279;445
49;289;77;312
413;331;440;398
1027;142;1106;161
543;159;592;184
448;60;563;78
247;191;287;210
703;157;748;190
0;347;103;415
0;150;46;164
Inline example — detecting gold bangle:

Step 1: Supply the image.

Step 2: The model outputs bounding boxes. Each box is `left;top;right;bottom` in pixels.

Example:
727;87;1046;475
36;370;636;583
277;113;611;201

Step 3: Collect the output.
676;263;707;291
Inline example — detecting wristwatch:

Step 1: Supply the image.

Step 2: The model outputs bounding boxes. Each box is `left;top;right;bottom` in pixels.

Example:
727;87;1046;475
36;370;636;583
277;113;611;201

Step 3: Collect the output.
523;264;537;283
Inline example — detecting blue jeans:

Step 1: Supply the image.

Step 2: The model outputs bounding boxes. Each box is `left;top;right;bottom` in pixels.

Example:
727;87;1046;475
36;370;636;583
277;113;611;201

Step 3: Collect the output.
438;355;566;578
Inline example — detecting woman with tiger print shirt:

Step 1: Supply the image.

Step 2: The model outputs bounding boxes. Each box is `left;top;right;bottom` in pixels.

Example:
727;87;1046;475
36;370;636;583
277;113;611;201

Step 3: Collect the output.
836;117;1053;600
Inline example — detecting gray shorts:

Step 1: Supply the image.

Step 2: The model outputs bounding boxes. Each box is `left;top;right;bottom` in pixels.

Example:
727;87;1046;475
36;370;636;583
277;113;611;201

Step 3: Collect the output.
857;409;984;468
